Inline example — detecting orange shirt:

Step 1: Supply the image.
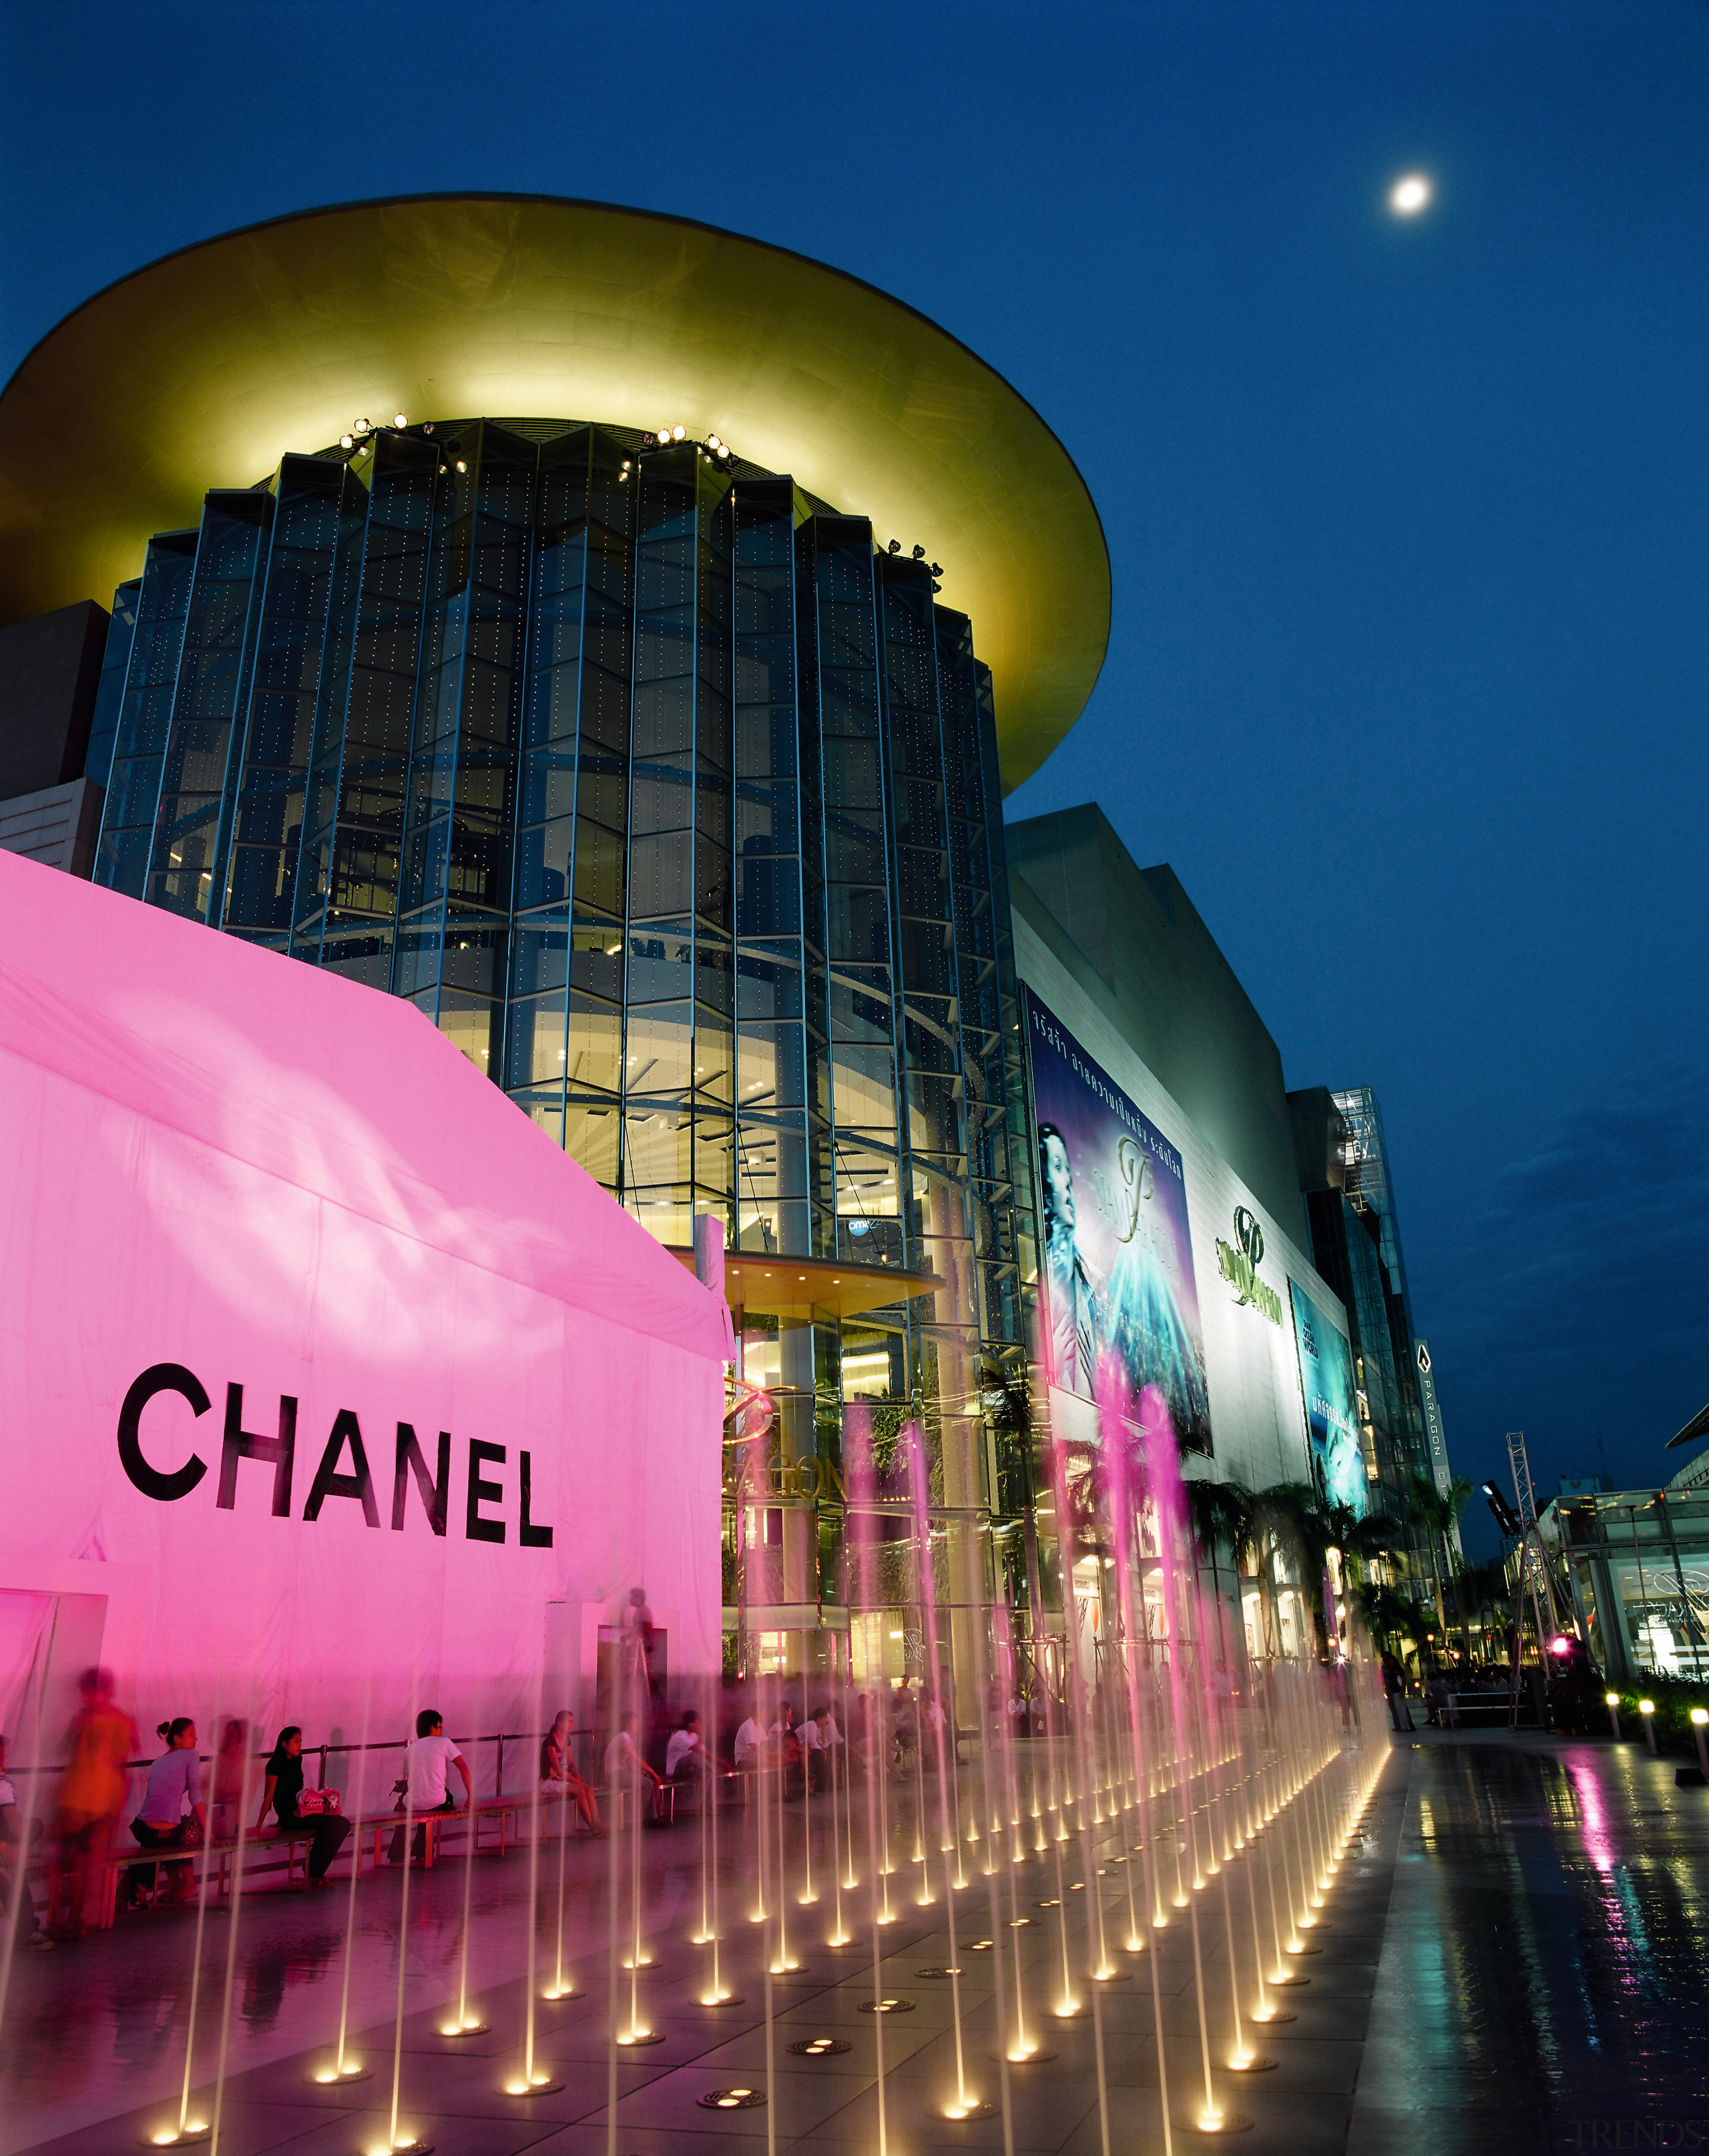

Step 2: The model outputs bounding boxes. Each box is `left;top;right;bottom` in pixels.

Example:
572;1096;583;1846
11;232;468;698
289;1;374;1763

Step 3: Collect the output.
57;1703;137;1822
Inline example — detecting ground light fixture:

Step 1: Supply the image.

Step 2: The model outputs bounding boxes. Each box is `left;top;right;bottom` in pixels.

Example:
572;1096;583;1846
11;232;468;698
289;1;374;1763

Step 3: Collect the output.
699;2087;766;2109
1693;1706;1709;1779
788;2036;850;2057
1606;1691;1624;1739
502;2071;563;2096
1184;2102;1252;2135
439;2014;489;2037
1640;1699;1658;1756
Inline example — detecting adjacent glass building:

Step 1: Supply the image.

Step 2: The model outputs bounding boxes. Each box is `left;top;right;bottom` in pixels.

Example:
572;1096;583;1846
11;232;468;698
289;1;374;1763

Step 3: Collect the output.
81;418;1039;1675
1290;1081;1437;1595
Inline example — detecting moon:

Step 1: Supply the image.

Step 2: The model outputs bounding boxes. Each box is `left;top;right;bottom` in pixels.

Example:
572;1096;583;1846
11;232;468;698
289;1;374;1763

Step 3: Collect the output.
1389;174;1432;216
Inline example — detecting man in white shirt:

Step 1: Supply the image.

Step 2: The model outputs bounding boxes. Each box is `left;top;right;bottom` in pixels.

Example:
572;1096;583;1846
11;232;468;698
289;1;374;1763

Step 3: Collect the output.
664;1711;706;1782
389;1709;470;1864
733;1699;769;1770
800;1708;830;1792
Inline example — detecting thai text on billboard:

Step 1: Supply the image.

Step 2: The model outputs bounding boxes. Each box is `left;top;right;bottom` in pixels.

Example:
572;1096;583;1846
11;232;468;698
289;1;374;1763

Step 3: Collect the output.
1023;989;1212;1457
1288;1278;1365;1516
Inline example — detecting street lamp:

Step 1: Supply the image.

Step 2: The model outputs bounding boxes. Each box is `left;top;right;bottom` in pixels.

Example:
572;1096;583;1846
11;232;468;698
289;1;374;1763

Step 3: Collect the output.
1638;1699;1658;1756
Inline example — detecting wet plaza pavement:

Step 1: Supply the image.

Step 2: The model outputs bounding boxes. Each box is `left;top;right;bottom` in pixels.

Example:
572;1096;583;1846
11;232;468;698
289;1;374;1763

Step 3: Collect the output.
2;1729;1704;2155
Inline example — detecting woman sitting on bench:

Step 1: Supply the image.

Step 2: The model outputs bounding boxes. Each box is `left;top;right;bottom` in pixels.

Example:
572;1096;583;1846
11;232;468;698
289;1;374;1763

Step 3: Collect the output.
125;1717;206;1909
256;1727;352;1888
539;1711;605;1836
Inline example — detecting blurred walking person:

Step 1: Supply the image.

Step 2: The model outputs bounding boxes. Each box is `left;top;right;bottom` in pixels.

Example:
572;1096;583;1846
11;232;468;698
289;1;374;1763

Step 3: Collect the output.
47;1669;137;1939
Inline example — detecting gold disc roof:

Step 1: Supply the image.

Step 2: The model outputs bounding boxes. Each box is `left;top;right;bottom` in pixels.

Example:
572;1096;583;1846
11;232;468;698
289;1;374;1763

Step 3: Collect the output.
0;194;1108;791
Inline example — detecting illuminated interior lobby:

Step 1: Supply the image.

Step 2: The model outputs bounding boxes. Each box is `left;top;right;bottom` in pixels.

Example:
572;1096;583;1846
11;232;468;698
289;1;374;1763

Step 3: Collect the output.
0;194;1112;1686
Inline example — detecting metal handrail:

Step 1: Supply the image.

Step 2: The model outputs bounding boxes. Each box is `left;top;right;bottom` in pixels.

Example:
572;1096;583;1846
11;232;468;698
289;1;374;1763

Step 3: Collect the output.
2;1727;595;1796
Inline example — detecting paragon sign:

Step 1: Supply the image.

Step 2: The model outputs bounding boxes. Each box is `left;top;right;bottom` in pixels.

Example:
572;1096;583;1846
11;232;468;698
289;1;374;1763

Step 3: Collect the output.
1215;1207;1283;1326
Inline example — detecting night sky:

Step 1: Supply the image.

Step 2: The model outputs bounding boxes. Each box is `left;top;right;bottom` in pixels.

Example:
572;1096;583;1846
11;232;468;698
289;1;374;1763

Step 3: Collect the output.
5;1;1704;1553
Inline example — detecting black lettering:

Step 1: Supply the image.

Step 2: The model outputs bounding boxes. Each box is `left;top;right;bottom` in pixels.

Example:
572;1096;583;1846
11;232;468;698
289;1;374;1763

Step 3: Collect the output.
466;1438;505;1543
117;1364;210;1502
303;1409;380;1527
216;1383;296;1517
393;1424;450;1535
519;1449;553;1549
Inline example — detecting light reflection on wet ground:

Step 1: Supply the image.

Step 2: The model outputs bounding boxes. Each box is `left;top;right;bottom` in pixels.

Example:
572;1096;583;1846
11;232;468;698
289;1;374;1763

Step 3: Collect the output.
1351;1733;1709;2155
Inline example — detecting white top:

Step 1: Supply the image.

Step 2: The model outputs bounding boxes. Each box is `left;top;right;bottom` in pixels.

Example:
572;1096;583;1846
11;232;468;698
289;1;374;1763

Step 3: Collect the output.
0;1772;15;1812
405;1733;461;1810
800;1720;823;1752
734;1717;766;1766
664;1728;701;1777
822;1715;843;1746
603;1729;638;1779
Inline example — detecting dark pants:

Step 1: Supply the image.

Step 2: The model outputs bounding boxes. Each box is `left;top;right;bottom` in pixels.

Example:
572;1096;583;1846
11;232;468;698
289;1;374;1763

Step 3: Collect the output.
291;1812;352;1880
1386;1689;1414;1732
126;1818;194;1905
387;1799;453;1866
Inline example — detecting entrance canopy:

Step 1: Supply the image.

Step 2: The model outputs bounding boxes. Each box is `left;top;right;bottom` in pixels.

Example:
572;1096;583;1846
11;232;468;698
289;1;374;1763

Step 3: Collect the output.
0;850;730;1757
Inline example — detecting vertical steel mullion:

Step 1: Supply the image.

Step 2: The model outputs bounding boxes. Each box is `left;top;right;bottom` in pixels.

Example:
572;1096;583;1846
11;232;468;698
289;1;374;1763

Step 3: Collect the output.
387;453;453;1005
557;456;593;1107
299;469;379;967
491;450;542;1093
90;564;154;874
287;467;365;961
210;490;288;932
136;513;216;898
872;565;912;1282
619;471;646;1211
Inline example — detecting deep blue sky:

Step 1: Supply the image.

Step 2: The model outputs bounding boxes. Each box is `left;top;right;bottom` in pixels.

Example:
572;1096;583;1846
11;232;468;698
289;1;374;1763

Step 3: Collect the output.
5;1;1705;1551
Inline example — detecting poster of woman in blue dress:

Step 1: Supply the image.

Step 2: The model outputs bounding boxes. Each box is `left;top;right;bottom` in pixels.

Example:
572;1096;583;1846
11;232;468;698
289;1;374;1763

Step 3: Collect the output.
1025;990;1214;1460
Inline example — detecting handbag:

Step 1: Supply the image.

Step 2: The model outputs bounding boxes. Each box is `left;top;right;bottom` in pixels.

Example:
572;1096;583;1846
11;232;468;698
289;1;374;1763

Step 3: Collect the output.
175;1816;205;1850
296;1787;341;1816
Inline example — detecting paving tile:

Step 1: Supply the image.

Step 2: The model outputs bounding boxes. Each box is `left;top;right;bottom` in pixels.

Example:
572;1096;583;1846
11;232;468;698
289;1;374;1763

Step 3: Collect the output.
17;2101;336;2156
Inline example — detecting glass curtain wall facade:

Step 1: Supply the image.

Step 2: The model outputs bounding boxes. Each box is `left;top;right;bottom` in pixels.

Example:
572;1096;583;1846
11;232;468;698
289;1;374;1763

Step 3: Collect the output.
86;418;1035;1680
1543;1490;1709;1683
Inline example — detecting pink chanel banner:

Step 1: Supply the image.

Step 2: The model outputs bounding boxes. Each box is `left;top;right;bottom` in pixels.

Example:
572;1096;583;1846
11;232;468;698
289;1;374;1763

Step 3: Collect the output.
0;850;729;1761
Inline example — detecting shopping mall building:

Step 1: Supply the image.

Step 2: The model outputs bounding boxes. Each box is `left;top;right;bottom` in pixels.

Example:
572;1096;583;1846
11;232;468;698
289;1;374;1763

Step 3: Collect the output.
0;197;1452;1703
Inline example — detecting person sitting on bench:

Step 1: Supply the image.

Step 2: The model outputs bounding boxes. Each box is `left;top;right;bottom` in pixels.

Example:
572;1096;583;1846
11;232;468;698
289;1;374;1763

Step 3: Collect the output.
603;1712;665;1813
389;1710;471;1864
256;1727;352;1888
733;1699;770;1771
0;1733;51;1950
665;1709;724;1794
126;1717;206;1908
540;1710;605;1836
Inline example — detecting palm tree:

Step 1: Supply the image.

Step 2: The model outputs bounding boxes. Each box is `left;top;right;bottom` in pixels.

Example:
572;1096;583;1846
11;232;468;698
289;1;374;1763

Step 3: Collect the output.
1184;1475;1255;1664
1249;1483;1326;1652
1249;1485;1405;1657
1405;1472;1474;1659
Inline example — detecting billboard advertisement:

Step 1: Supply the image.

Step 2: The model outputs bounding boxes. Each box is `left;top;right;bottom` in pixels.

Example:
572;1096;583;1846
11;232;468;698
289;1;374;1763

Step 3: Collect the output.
1024;988;1212;1456
1289;1278;1365;1515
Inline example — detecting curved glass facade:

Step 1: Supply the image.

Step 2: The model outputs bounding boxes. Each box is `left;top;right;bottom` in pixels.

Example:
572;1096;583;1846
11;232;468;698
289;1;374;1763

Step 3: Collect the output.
87;418;1039;1673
